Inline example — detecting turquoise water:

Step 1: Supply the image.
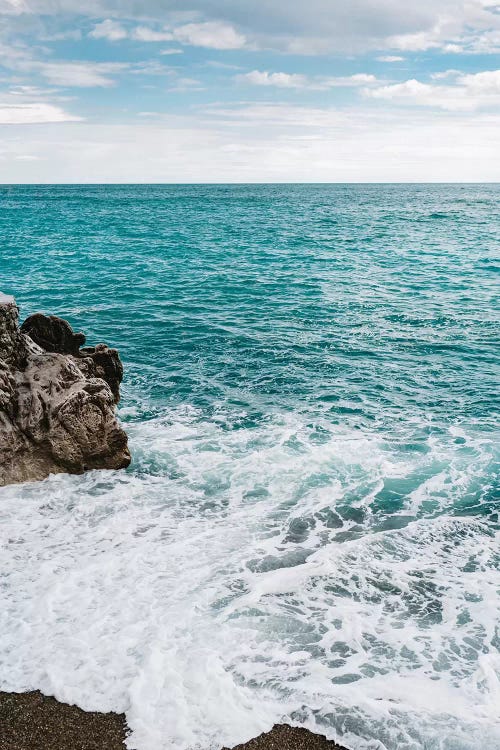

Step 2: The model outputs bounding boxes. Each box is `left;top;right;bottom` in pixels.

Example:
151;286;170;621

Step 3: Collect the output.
1;184;499;750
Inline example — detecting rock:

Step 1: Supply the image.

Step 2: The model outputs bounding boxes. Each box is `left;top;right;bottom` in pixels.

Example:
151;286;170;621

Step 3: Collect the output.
0;294;29;368
0;295;131;487
80;344;124;404
21;313;86;355
21;313;124;404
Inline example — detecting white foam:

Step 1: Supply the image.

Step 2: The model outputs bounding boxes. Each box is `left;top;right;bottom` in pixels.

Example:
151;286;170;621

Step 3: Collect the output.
0;292;15;305
0;409;498;750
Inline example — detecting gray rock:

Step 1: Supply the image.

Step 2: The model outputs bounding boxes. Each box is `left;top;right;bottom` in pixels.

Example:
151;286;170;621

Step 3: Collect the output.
0;295;131;486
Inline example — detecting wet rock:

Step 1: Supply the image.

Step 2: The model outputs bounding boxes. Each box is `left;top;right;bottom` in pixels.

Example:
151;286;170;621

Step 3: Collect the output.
0;295;131;487
21;313;86;356
80;344;123;404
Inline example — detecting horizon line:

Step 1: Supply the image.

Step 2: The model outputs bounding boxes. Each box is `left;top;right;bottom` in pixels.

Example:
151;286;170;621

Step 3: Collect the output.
1;181;499;186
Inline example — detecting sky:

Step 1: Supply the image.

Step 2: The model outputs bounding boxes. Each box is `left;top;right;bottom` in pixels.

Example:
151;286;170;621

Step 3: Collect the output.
0;0;500;182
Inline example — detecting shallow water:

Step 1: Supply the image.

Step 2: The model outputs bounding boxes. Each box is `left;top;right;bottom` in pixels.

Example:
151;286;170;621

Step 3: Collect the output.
1;184;499;750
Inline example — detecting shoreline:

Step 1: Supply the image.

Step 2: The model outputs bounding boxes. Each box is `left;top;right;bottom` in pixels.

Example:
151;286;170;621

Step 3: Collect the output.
0;691;349;750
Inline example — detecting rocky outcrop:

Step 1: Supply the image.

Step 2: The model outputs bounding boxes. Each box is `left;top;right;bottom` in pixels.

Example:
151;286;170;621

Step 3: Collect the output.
0;294;131;487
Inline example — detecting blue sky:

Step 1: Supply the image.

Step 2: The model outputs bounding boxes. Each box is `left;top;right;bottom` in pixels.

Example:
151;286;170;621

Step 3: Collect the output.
0;0;499;181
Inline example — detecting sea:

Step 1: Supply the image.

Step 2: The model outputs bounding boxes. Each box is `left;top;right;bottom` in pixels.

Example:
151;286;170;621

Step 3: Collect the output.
0;184;499;750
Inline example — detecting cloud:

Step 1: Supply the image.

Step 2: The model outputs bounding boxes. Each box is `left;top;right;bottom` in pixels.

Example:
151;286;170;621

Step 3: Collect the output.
171;21;246;49
1;1;499;186
36;61;128;87
239;70;308;88
0;101;80;122
6;0;499;54
430;69;462;80
387;29;443;51
238;70;379;90
365;69;500;110
0;0;28;14
41;29;82;41
160;48;183;55
328;74;378;87
0;40;129;87
88;19;246;49
167;76;204;91
385;7;500;55
0;86;81;123
132;26;174;42
467;29;500;54
205;61;243;70
0;40;32;67
0;105;498;182
89;19;127;41
129;61;176;76
460;69;500;94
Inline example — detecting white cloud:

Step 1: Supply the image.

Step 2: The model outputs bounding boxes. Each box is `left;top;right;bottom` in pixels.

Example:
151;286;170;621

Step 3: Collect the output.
89;19;127;41
89;20;174;43
0;87;81;123
367;79;445;104
0;40;130;88
0;36;132;88
88;19;246;49
167;76;203;91
129;61;175;77
0;0;28;14
5;0;500;57
387;29;443;51
41;29;82;41
430;69;462;80
365;69;500;110
385;7;500;55
0;105;498;182
171;21;247;50
37;61;127;87
205;61;243;70
9;0;497;55
238;70;379;90
7;84;55;96
239;70;308;88
466;29;500;54
0;102;80;123
1;1;499;184
459;69;500;94
327;73;378;87
0;40;32;66
132;26;173;42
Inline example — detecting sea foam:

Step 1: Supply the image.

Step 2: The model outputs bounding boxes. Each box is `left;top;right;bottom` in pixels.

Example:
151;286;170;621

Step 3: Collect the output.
1;408;498;750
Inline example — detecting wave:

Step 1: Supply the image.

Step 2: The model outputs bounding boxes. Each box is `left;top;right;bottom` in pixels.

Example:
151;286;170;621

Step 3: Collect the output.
1;407;498;749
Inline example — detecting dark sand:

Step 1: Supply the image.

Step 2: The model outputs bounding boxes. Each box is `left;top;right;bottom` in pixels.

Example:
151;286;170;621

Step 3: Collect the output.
223;724;348;750
0;691;348;750
0;691;128;750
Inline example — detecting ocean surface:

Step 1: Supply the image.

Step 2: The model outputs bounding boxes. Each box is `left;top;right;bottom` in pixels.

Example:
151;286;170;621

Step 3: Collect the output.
0;184;499;750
